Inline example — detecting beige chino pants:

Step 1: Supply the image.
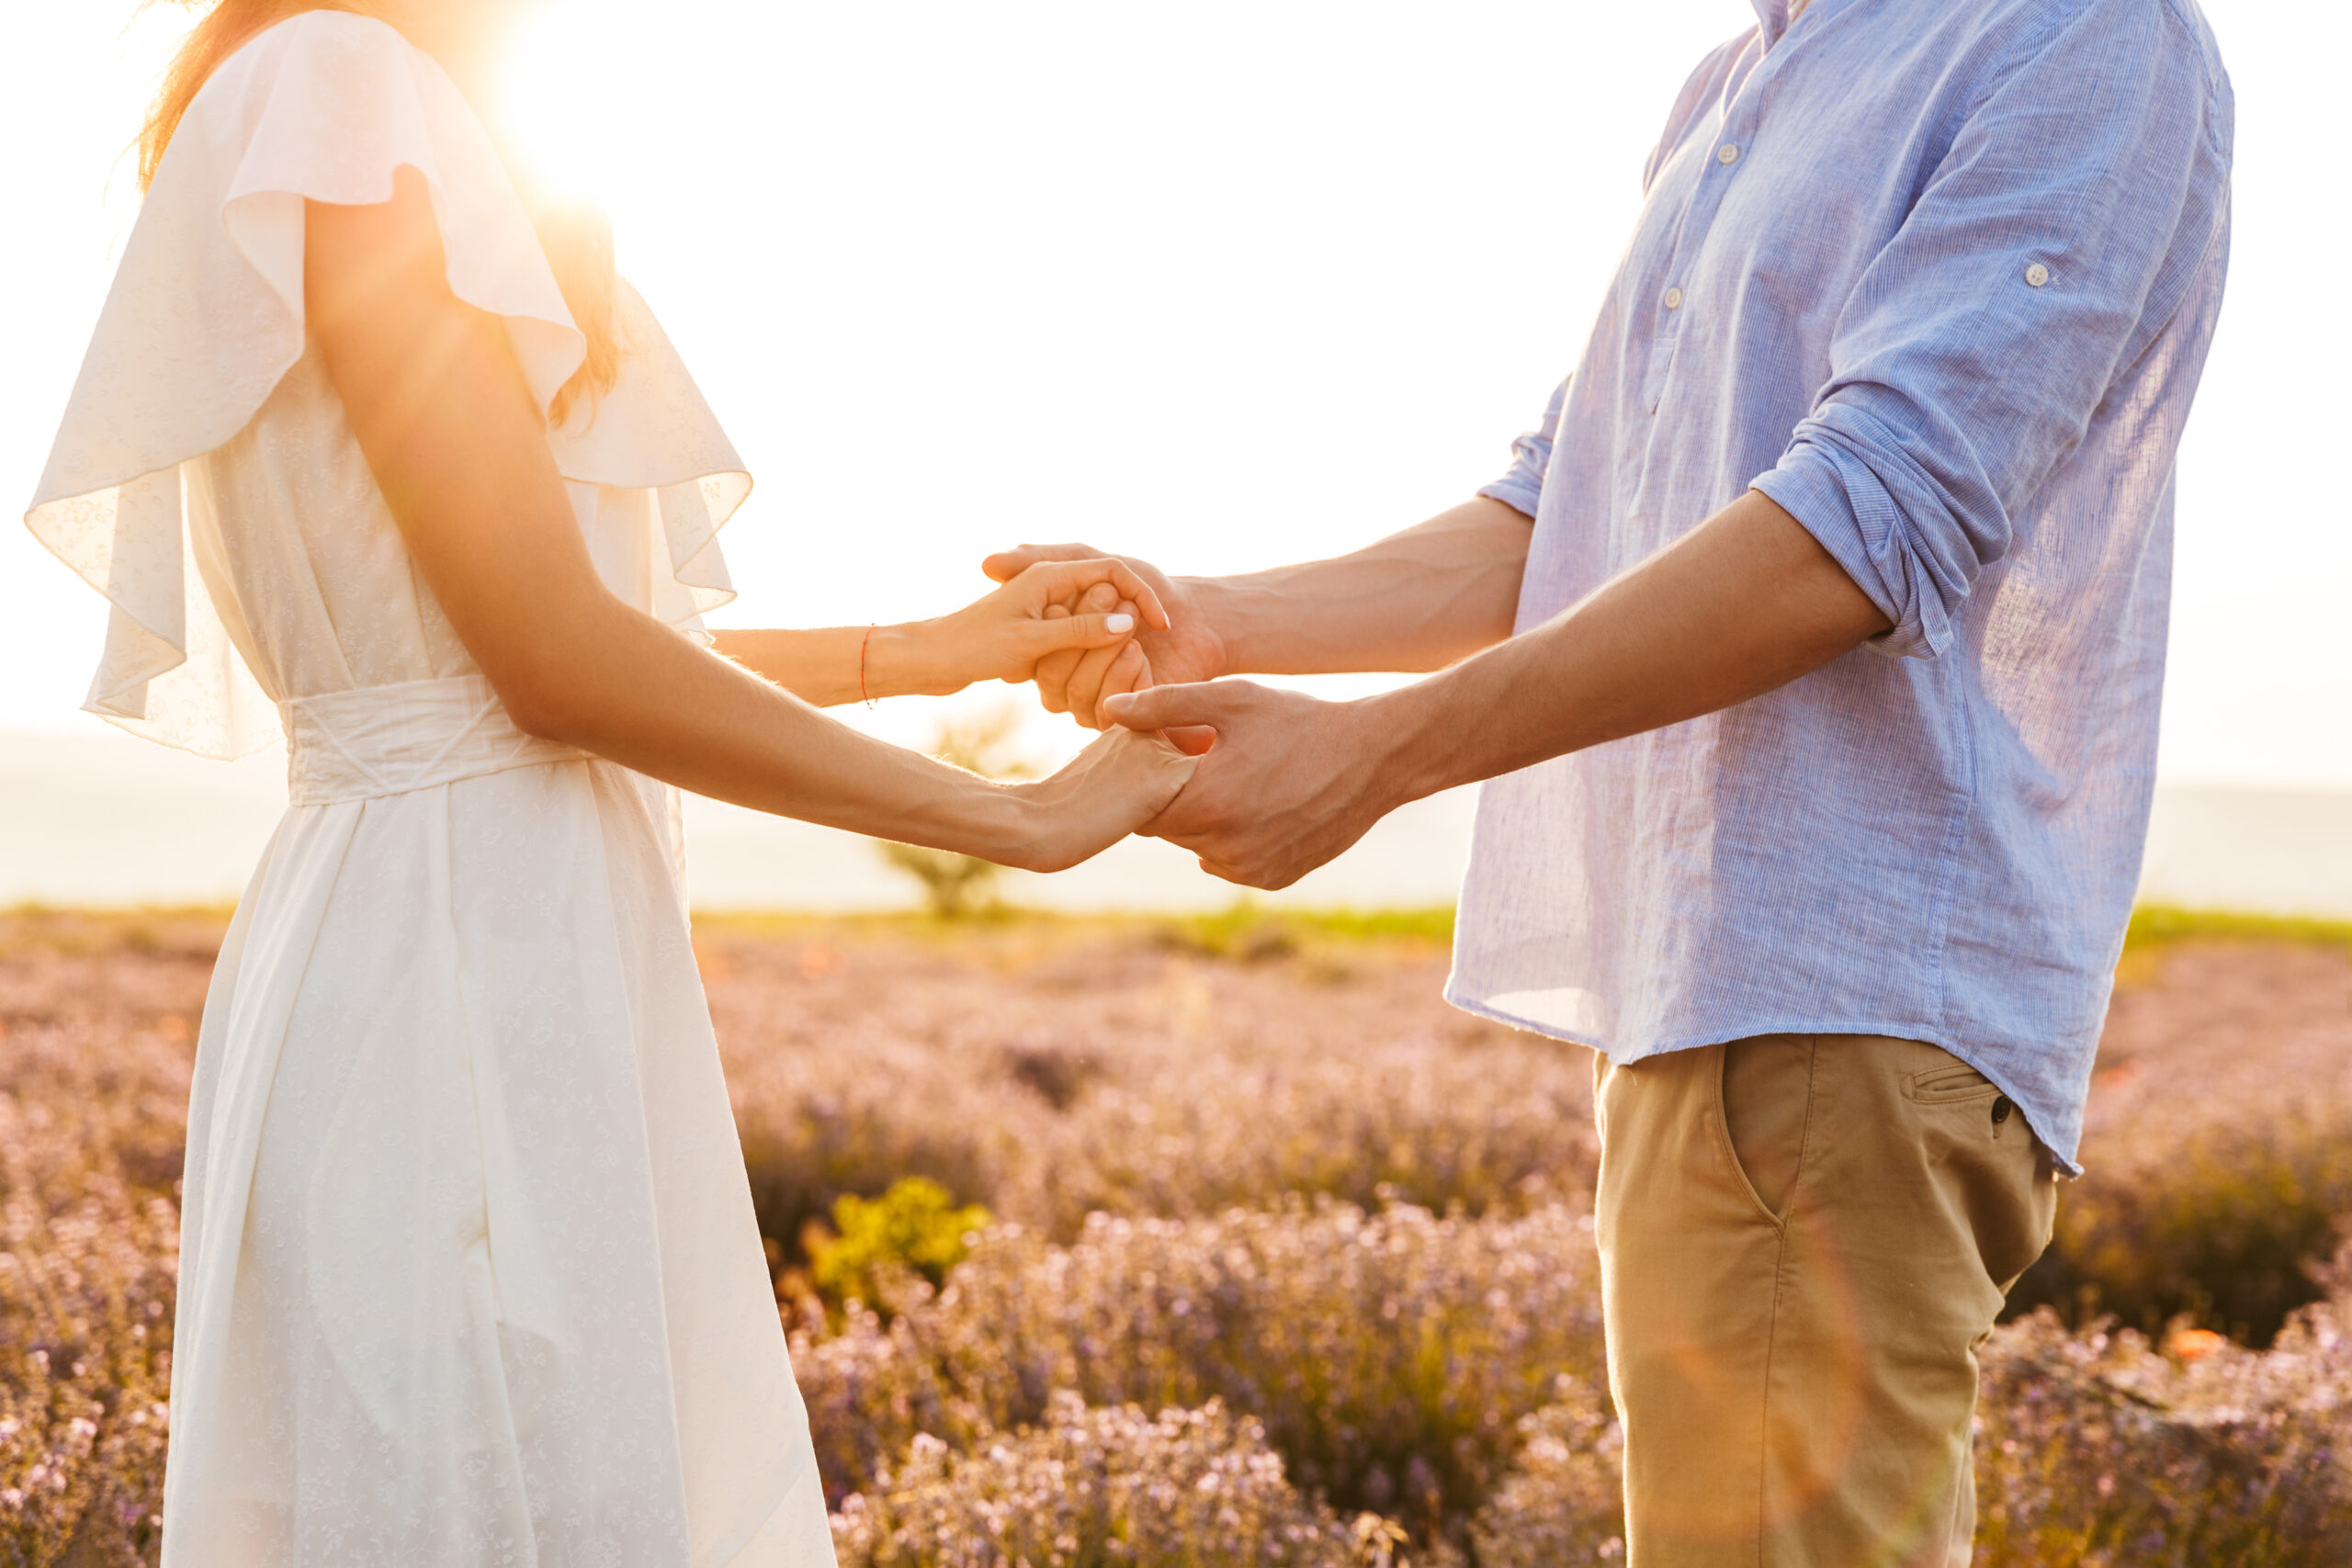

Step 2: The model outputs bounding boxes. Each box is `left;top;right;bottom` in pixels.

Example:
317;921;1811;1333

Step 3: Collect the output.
1593;1034;2058;1568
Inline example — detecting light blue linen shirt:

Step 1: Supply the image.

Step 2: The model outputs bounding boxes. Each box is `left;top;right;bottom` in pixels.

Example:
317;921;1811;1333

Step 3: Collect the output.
1448;0;2233;1170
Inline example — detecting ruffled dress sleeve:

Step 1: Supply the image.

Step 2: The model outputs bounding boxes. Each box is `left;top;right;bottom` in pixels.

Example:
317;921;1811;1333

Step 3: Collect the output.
23;11;748;758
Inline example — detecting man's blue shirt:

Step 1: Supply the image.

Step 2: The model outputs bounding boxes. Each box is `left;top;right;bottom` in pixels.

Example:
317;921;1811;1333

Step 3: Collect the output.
1450;0;2233;1170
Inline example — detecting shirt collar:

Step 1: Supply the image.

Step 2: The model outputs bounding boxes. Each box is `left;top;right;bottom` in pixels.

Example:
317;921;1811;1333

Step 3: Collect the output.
1751;0;1801;45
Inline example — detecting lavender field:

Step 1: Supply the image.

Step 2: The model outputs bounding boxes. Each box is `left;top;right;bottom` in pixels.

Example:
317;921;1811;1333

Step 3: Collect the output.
5;905;2351;1565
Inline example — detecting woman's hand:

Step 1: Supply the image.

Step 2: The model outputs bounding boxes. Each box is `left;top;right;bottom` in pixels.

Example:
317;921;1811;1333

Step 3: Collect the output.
872;560;1171;698
995;727;1198;873
982;544;1228;726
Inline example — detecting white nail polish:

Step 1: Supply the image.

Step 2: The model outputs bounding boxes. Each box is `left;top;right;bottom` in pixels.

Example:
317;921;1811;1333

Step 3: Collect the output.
1106;614;1135;633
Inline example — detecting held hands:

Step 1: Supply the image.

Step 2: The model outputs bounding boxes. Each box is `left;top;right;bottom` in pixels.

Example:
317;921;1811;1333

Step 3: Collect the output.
881;559;1172;698
878;556;1197;877
985;543;1401;889
980;544;1227;727
1100;682;1407;889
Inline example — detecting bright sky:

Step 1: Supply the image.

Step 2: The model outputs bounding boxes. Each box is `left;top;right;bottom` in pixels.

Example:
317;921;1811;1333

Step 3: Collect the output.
6;0;2346;784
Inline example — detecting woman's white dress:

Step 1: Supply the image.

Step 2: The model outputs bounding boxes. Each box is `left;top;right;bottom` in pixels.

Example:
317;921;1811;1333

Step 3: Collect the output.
25;14;835;1565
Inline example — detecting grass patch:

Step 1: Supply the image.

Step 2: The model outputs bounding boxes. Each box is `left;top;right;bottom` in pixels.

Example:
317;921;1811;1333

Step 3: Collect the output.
693;903;1457;958
17;900;2344;961
705;900;2352;961
1152;904;1454;962
0;904;235;961
2125;904;2352;952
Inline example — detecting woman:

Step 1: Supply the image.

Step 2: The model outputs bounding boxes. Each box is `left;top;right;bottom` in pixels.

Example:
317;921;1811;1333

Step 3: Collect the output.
25;2;1194;1562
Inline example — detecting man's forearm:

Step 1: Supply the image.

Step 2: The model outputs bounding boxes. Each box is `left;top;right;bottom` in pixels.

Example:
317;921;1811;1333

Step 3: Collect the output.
1190;496;1534;676
1364;489;1892;802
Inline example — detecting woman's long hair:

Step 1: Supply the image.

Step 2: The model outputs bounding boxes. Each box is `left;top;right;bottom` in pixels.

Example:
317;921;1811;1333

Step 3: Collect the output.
140;0;621;424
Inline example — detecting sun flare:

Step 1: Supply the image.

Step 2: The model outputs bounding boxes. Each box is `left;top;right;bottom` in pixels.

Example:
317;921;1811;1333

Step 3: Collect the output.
500;0;664;209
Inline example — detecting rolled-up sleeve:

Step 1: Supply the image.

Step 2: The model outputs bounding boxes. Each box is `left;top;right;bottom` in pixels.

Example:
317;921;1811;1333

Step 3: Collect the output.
1480;378;1569;519
1753;0;2231;659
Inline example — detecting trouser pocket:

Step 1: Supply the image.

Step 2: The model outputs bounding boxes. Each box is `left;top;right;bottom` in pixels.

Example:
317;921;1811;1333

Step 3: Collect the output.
1718;1033;1818;1224
1904;1055;2056;1292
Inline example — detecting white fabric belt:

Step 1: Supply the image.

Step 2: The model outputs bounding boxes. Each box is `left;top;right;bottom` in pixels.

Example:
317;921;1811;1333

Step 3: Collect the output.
282;674;587;806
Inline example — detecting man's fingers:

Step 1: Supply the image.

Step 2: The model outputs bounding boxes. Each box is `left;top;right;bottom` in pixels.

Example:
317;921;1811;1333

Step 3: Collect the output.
1022;559;1168;629
1097;640;1150;705
981;543;1102;584
1101;682;1229;734
1059;600;1139;723
1104;563;1169;629
1107;639;1149;692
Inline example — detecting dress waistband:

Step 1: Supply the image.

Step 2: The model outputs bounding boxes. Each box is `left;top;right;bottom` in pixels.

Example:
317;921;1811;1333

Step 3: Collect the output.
282;675;587;806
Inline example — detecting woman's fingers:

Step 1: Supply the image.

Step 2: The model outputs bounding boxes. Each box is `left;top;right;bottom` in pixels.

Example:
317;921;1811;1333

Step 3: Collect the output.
1016;610;1137;658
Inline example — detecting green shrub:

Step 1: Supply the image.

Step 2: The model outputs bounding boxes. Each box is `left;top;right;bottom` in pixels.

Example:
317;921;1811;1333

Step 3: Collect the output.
812;1178;992;1310
733;1067;1028;1280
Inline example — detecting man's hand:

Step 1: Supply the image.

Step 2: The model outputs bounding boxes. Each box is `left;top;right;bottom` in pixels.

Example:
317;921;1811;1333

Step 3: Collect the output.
983;544;1229;726
1099;681;1409;889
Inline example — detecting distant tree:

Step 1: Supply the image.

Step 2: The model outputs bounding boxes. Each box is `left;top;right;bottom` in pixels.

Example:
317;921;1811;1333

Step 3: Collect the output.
879;702;1038;918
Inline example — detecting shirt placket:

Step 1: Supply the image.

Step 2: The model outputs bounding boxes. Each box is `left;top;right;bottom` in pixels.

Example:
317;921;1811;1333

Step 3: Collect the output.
1637;17;1819;415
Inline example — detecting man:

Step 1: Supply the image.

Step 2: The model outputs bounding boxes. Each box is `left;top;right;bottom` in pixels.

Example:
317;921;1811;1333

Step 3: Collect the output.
990;0;2233;1561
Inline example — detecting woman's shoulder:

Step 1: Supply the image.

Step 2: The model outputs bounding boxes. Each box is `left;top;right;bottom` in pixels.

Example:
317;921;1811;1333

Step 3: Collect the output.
198;9;413;96
207;8;427;90
31;3;578;516
181;8;471;159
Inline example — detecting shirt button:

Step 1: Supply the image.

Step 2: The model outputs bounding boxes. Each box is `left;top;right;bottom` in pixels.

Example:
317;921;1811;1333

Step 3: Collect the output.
1717;142;1741;164
1664;287;1684;310
2024;262;2051;288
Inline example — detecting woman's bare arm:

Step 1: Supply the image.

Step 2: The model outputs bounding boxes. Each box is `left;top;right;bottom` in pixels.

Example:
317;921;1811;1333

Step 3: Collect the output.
305;168;1191;869
710;556;1170;707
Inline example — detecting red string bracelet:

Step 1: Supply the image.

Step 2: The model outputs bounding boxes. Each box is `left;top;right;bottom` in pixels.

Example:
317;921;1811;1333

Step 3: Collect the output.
859;623;877;709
